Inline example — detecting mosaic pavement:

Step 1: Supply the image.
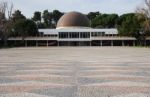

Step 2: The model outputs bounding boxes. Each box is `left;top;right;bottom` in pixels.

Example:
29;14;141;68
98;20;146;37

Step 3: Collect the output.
0;47;150;97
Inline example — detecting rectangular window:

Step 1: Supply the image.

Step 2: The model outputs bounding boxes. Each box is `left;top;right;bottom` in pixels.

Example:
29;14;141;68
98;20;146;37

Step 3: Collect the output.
80;32;90;38
59;32;68;38
68;32;79;38
91;32;105;37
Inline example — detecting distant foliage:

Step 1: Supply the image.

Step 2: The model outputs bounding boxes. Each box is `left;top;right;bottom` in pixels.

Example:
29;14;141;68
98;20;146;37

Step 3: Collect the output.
12;10;26;22
117;13;141;36
13;19;38;38
136;0;150;36
0;1;13;46
32;11;41;22
41;10;64;28
91;13;118;28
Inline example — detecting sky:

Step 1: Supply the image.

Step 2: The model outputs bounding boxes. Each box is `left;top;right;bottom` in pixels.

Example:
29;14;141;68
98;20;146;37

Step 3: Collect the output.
3;0;144;18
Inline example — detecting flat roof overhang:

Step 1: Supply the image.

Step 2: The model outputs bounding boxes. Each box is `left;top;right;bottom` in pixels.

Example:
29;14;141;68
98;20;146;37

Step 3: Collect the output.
8;37;58;41
58;38;91;41
39;28;118;35
6;37;150;41
91;37;137;40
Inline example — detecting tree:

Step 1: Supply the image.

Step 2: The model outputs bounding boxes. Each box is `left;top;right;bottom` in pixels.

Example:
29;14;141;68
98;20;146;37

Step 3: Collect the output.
91;15;102;28
91;13;118;28
13;19;38;39
87;12;100;27
107;14;119;28
52;10;63;26
117;13;141;36
87;12;100;20
42;10;52;28
136;0;150;36
0;1;13;47
0;12;5;37
12;10;26;22
32;11;41;22
32;11;42;28
117;13;146;45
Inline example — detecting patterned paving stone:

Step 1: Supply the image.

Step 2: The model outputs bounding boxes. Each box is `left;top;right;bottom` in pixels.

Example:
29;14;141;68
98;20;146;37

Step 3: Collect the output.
0;93;52;97
0;47;150;97
30;86;77;97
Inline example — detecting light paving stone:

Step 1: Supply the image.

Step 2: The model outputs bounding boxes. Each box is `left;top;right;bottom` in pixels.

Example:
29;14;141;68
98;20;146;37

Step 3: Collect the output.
0;47;150;97
0;93;52;97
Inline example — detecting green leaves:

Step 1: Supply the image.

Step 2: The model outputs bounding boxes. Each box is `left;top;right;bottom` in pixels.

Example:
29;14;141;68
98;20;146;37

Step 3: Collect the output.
89;13;118;28
117;13;141;37
32;11;41;22
13;19;38;37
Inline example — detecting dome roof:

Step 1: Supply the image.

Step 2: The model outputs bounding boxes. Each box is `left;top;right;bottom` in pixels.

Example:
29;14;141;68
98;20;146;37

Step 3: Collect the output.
56;11;90;29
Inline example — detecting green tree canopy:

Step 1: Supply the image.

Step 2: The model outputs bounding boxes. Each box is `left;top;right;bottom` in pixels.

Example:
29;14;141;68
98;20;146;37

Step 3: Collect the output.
136;0;150;36
12;10;26;22
42;10;53;28
117;13;141;37
87;12;100;20
91;13;118;28
13;19;38;38
32;11;41;22
52;10;63;25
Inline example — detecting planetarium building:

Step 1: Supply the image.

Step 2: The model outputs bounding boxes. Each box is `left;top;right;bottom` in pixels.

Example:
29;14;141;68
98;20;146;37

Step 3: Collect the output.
8;11;150;46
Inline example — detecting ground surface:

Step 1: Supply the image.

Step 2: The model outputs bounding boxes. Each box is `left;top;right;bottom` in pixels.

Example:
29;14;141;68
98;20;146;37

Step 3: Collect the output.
0;47;150;97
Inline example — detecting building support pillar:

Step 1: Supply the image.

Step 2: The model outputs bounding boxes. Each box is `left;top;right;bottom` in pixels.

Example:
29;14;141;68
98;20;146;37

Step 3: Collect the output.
100;40;103;46
79;41;81;46
122;40;125;46
90;41;91;46
111;40;113;46
133;40;136;46
47;40;48;47
79;32;80;39
58;41;59;46
25;40;27;47
144;40;146;46
14;40;16;46
36;40;38;47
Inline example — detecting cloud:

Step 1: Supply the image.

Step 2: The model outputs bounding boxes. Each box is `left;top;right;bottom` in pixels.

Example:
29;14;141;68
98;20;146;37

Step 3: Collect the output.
4;0;143;18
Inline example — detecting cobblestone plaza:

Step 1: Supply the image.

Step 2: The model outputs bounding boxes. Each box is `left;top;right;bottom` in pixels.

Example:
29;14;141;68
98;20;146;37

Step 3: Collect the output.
0;47;150;97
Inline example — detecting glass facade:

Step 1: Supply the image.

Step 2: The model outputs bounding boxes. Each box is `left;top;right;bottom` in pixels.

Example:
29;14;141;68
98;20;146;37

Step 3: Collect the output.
59;32;68;38
59;32;90;38
80;32;90;38
69;32;79;38
91;32;105;37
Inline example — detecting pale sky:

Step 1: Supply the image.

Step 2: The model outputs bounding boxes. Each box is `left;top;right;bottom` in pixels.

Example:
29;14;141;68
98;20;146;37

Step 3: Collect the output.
3;0;144;18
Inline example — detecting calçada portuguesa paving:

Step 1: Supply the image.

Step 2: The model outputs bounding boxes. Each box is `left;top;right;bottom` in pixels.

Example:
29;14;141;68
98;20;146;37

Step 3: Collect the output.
0;47;150;97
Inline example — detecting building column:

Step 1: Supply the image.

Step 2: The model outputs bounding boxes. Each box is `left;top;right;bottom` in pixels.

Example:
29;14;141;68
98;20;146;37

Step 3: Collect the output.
14;40;16;46
47;40;48;47
122;40;125;46
69;41;71;46
133;40;136;46
111;40;113;46
68;32;69;38
144;40;146;46
36;40;38;47
25;40;27;47
90;32;91;40
58;41;59;46
79;32;80;39
100;40;103;46
79;41;81;46
90;41;91;46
